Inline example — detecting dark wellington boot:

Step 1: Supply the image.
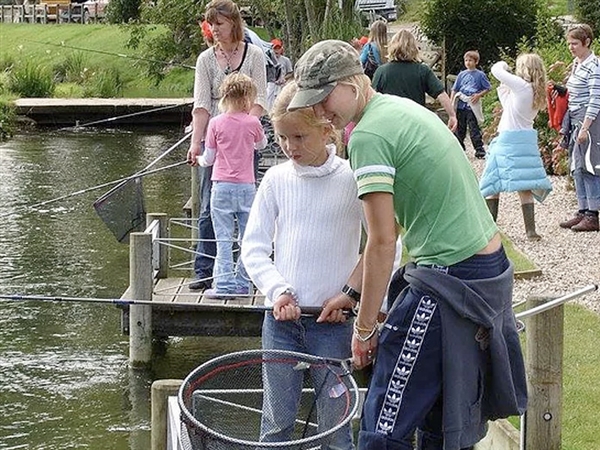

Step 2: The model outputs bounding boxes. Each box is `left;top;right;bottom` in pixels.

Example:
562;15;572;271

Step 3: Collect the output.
571;213;599;232
485;198;499;222
559;212;585;229
521;203;541;240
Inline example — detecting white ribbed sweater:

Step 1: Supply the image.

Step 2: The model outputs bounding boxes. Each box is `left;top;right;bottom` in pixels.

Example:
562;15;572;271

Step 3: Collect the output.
241;146;362;307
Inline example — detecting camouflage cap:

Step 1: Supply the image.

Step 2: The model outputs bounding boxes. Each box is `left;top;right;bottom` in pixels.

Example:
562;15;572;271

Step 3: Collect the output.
288;40;363;111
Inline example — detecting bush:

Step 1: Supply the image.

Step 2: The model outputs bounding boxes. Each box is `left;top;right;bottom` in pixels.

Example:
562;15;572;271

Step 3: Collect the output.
0;97;15;141
53;52;91;84
0;54;15;72
106;0;142;23
422;0;539;75
83;67;123;97
9;61;55;98
575;0;600;35
54;82;86;98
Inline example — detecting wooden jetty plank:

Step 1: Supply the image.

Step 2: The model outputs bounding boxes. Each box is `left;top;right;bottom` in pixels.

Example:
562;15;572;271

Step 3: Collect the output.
132;277;264;337
153;278;185;303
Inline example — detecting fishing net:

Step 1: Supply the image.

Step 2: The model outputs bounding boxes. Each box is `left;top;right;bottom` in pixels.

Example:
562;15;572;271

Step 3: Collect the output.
93;177;146;243
179;349;359;450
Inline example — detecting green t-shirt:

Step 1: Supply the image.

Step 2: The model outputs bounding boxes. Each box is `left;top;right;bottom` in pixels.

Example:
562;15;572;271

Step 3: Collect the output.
348;94;497;266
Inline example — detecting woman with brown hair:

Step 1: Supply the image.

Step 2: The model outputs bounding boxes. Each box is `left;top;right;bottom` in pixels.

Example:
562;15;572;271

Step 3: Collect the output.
372;29;457;130
558;24;600;232
186;0;267;291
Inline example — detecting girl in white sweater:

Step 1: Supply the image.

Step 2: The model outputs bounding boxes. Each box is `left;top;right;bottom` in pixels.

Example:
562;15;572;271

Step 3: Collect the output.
241;81;362;449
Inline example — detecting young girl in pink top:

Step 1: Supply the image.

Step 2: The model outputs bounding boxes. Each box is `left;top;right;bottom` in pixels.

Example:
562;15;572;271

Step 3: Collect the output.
198;72;267;298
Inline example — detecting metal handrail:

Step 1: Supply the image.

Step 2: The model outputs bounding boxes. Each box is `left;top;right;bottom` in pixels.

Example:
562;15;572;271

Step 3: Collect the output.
515;284;598;320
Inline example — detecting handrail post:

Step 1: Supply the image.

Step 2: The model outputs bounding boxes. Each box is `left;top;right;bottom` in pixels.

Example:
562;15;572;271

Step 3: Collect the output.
129;232;153;367
147;213;168;279
151;379;183;450
524;295;563;450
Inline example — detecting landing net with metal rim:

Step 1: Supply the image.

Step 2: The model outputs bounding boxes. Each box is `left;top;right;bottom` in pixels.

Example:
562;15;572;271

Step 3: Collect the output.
93;177;145;243
178;349;359;450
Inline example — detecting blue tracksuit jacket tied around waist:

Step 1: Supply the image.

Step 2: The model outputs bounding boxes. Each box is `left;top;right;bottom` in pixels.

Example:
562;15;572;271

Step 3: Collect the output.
402;262;527;447
479;129;552;202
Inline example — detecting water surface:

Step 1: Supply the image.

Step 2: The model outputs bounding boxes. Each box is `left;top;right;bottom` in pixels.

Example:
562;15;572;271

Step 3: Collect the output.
0;127;260;449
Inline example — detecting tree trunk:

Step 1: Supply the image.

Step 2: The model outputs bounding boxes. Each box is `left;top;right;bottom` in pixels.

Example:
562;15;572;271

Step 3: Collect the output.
303;0;319;42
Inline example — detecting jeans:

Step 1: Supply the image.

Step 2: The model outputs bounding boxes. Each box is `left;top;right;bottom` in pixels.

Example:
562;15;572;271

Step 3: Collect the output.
261;313;355;450
455;108;484;154
210;181;255;293
572;167;600;211
359;247;510;450
193;165;216;281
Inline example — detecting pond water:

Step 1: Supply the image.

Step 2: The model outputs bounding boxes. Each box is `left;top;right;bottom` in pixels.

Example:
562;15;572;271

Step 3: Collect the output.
0;127;260;449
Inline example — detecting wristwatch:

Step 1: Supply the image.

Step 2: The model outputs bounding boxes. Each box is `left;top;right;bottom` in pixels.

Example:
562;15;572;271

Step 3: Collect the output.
341;284;361;303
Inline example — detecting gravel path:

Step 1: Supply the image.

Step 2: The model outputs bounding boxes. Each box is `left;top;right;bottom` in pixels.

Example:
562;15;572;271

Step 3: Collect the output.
466;146;600;315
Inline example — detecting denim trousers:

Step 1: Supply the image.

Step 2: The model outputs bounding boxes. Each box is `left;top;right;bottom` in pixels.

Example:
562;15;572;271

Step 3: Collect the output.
193;165;216;280
358;248;509;450
572;167;600;211
261;313;355;450
455;108;484;153
210;181;255;293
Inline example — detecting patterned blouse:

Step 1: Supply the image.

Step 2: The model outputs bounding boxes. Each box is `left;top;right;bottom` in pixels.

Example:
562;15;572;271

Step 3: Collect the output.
193;42;268;117
566;53;600;121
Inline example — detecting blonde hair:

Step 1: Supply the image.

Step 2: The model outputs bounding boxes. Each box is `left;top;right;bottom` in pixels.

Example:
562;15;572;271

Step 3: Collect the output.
218;72;257;113
271;81;341;151
368;20;388;58
515;53;547;111
205;0;245;43
566;24;594;47
464;50;480;64
388;30;421;63
338;73;373;114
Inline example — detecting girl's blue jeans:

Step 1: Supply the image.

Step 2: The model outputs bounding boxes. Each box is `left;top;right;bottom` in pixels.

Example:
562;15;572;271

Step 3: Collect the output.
210;181;255;293
260;313;355;450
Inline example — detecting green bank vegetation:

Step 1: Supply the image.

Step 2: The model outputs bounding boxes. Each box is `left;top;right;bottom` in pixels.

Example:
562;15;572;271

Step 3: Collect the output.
0;23;194;99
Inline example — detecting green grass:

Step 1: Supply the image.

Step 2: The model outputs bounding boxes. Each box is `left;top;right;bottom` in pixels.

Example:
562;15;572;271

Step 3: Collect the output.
0;23;194;97
506;303;600;448
501;233;538;272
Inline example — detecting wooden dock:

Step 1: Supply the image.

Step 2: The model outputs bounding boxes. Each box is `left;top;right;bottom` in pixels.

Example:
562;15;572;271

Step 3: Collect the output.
120;278;265;338
14;97;194;126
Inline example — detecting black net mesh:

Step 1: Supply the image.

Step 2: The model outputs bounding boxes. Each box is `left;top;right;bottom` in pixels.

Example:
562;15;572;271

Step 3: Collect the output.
93;177;146;243
179;349;359;450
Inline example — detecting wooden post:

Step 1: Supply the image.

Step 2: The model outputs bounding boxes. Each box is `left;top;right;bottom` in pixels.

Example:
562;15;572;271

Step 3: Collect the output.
524;295;563;450
129;232;153;367
151;379;183;450
147;213;168;279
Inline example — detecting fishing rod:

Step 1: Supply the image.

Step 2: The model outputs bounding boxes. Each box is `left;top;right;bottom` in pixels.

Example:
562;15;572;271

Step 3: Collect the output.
60;102;193;130
24;38;196;70
0;132;192;219
0;293;353;317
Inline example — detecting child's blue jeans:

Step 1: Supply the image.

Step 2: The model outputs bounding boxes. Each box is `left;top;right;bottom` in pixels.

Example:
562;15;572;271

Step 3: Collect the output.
261;313;355;450
210;181;255;293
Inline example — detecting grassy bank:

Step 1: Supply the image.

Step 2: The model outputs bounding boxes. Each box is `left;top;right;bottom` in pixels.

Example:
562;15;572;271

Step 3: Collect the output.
0;23;194;98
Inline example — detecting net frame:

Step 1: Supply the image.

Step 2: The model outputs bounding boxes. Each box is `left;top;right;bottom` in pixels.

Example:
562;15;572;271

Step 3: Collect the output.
178;349;360;450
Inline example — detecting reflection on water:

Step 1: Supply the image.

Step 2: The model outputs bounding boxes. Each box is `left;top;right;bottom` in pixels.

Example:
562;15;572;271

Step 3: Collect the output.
0;128;260;449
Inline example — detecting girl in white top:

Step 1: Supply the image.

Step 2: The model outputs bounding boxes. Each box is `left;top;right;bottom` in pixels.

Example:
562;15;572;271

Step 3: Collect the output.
241;81;361;449
479;53;551;240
